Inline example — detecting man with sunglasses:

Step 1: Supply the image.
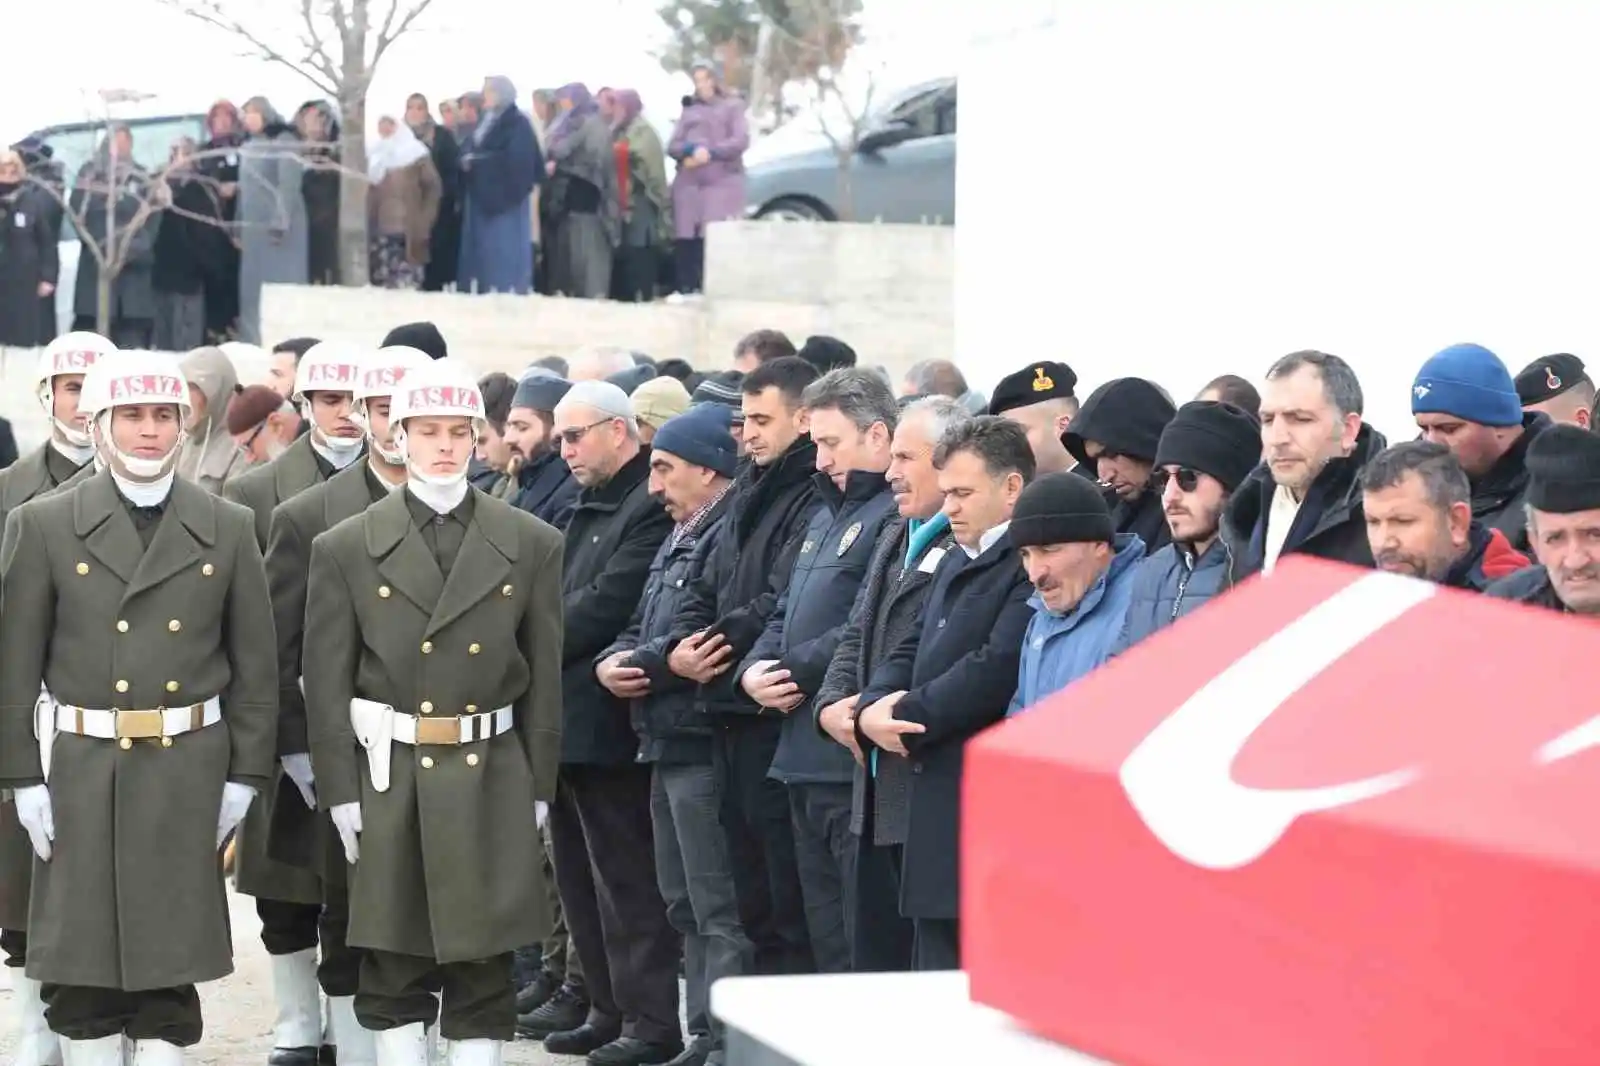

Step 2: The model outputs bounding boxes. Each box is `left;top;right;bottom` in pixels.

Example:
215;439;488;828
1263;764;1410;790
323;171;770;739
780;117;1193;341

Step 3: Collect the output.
1063;377;1177;557
1110;400;1263;654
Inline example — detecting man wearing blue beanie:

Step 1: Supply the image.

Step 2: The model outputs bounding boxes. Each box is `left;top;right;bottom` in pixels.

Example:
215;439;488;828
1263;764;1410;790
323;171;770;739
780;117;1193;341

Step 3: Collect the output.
1412;342;1551;551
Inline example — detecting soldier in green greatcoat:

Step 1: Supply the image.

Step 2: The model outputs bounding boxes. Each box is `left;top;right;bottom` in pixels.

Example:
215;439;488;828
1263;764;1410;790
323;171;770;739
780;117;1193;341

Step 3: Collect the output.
303;359;563;1066
222;341;368;1066
0;351;278;1066
261;345;433;1066
0;331;116;1066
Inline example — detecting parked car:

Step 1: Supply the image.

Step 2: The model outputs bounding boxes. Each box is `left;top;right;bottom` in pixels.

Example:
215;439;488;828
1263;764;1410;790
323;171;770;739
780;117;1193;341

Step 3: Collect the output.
744;77;957;225
23;113;208;337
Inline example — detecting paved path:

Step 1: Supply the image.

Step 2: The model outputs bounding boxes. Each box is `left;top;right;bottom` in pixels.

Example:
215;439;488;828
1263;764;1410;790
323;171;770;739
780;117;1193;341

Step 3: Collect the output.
0;889;568;1066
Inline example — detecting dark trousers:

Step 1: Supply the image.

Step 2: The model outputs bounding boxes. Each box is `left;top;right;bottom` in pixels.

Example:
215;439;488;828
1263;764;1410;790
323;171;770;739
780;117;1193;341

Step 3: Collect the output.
611;245;658;302
548;763;681;1044
787;782;855;974
319;857;361;997
673;238;705;293
355;950;514;1041
257;897;320;955
850;836;914;973
651;761;751;1046
713;721;812;975
42;984;202;1044
2;927;25;967
540;821;582;987
911;918;960;972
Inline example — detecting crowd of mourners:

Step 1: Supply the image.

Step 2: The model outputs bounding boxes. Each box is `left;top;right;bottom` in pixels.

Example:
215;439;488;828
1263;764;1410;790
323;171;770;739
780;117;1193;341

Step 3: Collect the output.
0;320;1593;1066
0;63;749;354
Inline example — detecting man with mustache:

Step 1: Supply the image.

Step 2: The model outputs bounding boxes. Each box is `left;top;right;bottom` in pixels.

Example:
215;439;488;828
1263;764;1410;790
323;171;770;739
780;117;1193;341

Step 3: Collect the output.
1062;377;1177;556
501;372;579;531
1111;400;1263;653
1488;424;1600;613
1362;441;1530;590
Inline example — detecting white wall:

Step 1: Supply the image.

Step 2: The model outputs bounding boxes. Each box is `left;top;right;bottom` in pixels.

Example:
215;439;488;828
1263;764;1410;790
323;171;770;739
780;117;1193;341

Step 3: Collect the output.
956;1;1600;438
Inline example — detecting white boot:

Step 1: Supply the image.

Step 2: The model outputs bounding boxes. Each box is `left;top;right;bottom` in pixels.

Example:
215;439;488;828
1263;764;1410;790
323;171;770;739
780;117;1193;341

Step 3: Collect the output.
129;1041;182;1066
12;975;61;1066
443;1041;500;1066
269;949;323;1053
325;998;373;1066
57;1036;121;1066
372;1024;427;1066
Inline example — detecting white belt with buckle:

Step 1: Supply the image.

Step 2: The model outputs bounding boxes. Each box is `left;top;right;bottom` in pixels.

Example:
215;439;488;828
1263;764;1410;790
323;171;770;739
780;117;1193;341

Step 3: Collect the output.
394;705;513;746
53;696;222;741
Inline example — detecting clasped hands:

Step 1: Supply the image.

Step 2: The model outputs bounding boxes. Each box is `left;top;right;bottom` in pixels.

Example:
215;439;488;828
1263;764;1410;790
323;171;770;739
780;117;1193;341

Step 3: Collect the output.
819;690;924;760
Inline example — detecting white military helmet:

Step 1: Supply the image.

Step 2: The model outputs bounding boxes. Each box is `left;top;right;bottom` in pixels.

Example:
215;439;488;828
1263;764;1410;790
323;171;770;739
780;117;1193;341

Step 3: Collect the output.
291;342;365;405
355;346;435;405
84;350;191;480
35;332;117;446
390;359;488;428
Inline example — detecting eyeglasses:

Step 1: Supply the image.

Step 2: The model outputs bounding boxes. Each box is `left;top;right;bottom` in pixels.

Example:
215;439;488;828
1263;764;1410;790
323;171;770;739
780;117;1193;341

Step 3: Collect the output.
556;418;616;446
1152;468;1202;493
237;423;265;456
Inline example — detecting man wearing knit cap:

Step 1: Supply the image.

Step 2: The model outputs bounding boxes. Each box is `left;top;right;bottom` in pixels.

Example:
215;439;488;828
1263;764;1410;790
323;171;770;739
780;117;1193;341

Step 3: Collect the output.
987;360;1081;477
1007;471;1143;717
380;321;448;361
1361;441;1530;591
545;381;681;1062
1224;350;1382;577
1413;342;1551;551
1487;423;1600;613
1516;353;1593;429
630;376;691;444
594;404;747;1065
501;373;579;530
1063;376;1177;557
227;384;301;468
1111;400;1262;653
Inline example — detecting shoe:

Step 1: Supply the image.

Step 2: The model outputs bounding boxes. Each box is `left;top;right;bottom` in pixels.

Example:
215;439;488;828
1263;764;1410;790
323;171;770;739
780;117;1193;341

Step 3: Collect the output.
318;1046;337;1066
514;985;587;1038
13;974;62;1066
512;969;560;1015
664;1037;712;1066
586;1037;685;1066
325;998;372;1066
541;1023;619;1057
268;1052;317;1066
268;949;323;1065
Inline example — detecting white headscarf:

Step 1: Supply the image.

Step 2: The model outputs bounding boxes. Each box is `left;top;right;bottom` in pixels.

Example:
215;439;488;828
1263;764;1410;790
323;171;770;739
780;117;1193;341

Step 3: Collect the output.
368;120;431;182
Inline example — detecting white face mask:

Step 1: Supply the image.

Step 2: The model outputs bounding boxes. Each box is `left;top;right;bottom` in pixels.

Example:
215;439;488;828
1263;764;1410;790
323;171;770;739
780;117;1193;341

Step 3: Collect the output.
394;423;473;513
304;396;364;469
38;380;93;455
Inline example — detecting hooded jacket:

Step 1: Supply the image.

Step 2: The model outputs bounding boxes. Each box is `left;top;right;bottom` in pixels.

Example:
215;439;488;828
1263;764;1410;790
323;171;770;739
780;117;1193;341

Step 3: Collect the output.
178;346;249;493
1063;378;1176;556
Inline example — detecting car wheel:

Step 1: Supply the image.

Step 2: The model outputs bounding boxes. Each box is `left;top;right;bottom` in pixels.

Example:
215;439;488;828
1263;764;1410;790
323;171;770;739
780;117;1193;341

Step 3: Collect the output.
756;197;835;222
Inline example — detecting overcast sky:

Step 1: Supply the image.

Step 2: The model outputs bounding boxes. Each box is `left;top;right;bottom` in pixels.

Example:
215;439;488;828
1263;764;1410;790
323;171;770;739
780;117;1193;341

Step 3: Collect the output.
2;0;973;144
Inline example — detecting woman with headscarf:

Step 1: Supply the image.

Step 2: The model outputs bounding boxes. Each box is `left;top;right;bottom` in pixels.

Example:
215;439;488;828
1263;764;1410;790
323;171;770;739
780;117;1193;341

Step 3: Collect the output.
667;62;749;294
458;74;542;295
238;96;309;343
0;148;57;347
607;89;670;302
406;92;463;291
366;115;442;289
295;100;342;285
152;137;227;351
197;100;244;340
543;83;619;299
69;124;160;346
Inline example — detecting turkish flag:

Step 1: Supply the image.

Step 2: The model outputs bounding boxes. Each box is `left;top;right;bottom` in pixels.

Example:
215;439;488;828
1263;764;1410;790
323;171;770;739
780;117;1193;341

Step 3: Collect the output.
964;557;1600;1066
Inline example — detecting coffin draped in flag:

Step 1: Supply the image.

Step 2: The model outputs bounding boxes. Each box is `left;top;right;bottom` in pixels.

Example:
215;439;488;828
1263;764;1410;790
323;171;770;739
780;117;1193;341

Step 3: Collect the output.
964;556;1600;1066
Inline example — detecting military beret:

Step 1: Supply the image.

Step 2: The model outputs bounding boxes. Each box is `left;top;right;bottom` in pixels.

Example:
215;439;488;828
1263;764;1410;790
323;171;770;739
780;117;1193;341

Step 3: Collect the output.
1515;353;1589;406
987;361;1078;415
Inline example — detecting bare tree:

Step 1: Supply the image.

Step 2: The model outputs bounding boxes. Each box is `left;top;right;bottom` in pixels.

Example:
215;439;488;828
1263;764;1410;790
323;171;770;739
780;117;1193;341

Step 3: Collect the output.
154;0;439;287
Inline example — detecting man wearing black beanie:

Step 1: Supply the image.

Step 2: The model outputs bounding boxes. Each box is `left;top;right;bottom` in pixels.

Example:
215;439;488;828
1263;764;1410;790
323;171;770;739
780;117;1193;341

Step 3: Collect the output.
1007;471;1146;716
1487;423;1600;613
1111;401;1261;654
1062;377;1177;557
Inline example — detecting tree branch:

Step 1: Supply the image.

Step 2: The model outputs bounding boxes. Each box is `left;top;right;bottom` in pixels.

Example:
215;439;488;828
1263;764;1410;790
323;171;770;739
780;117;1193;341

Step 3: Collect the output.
156;0;339;97
373;0;435;66
298;0;342;89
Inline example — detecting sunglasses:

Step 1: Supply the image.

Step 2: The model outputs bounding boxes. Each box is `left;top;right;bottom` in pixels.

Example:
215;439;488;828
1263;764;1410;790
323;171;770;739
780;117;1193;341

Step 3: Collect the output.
556;418;616;446
1152;468;1202;493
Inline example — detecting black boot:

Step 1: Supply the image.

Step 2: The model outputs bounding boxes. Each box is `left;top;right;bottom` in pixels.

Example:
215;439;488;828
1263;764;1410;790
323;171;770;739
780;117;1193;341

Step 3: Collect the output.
268;1051;317;1066
516;984;589;1039
514;968;562;1015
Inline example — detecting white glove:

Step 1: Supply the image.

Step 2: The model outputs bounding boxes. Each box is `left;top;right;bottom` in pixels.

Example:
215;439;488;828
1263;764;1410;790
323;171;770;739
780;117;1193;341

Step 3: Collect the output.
216;782;256;848
13;785;52;862
281;754;316;810
331;802;362;864
535;800;549;830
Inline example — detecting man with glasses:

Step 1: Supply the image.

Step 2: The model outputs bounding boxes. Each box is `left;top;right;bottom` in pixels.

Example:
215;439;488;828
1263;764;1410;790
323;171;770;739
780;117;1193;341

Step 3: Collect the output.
227;384;302;469
1110;401;1263;654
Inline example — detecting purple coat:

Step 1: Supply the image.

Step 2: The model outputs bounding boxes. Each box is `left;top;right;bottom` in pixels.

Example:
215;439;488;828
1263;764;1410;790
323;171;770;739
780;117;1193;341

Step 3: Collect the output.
668;95;750;240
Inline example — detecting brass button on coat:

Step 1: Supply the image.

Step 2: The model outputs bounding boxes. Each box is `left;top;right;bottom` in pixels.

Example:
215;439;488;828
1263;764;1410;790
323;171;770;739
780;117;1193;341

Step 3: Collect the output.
420;756;435;769
165;681;180;693
421;641;433;654
468;643;481;655
201;563;214;576
116;620;129;633
501;584;513;597
465;754;479;767
167;619;181;633
115;680;129;693
117;738;132;750
420;701;434;715
465;704;478;713
76;562;89;575
378;586;392;598
160;737;172;748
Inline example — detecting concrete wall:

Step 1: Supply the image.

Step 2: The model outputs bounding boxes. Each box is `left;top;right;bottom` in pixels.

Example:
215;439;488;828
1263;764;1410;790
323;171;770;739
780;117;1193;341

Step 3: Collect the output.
260;220;955;379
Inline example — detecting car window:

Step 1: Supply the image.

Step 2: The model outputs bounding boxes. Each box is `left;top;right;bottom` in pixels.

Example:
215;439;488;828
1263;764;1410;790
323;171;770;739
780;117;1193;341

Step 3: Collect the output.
41;116;205;243
886;83;958;140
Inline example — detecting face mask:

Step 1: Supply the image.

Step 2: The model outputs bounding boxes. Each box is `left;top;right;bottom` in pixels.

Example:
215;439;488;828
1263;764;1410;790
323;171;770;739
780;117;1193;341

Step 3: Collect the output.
309;429;363;469
50;437;94;467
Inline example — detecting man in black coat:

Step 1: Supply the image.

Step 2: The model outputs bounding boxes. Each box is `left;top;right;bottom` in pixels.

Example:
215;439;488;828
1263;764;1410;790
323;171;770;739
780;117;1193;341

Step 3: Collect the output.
545;382;682;1064
856;417;1037;972
1063;377;1177;556
596;404;748;1066
735;369;901;975
667;357;821;976
815;396;967;972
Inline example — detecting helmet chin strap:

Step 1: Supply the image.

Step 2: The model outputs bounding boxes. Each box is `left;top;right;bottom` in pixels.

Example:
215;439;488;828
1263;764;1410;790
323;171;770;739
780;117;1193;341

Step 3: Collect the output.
92;412;182;504
393;425;472;514
38;382;93;461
